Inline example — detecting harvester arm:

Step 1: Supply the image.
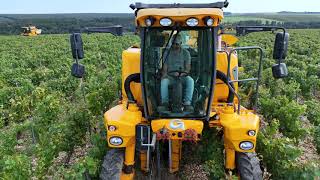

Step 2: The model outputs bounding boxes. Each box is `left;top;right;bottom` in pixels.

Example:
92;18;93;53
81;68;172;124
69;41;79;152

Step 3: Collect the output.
236;26;286;36
84;26;123;36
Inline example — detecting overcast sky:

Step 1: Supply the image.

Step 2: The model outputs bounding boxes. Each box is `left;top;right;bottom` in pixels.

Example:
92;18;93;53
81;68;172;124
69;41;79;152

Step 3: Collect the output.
1;0;319;14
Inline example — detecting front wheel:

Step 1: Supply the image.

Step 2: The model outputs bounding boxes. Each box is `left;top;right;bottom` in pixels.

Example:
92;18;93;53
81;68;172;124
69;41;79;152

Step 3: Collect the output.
236;152;262;180
100;149;124;180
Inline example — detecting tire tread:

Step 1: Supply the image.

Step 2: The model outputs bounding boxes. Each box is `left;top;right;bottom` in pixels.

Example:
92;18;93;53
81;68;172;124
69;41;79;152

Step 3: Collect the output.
100;149;124;180
236;152;262;180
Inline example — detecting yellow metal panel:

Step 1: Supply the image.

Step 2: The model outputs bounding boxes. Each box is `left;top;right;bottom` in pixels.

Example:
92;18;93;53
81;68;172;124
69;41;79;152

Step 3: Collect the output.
139;151;148;172
121;48;143;105
104;104;142;148
136;8;223;27
213;52;239;103
225;148;236;169
137;8;223;19
125;142;136;165
210;105;259;169
151;120;203;142
219;108;260;152
221;34;239;46
151;120;203;134
170;140;182;173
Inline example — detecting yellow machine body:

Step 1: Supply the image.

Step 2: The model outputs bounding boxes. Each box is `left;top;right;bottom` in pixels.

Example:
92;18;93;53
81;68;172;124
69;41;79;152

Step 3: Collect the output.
121;48;143;106
104;104;142;148
103;6;260;178
214;52;239;103
221;34;239;46
151;120;203;136
21;26;42;36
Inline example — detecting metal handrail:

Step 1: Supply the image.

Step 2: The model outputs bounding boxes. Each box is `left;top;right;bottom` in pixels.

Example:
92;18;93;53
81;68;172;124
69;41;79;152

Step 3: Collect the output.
226;46;264;114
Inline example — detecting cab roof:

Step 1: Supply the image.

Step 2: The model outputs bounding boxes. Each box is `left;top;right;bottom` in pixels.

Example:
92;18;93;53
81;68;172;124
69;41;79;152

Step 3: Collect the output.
136;8;224;27
132;1;228;27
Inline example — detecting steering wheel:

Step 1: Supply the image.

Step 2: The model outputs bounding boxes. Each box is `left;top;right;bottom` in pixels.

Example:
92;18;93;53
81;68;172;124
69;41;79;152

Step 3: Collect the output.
167;70;189;77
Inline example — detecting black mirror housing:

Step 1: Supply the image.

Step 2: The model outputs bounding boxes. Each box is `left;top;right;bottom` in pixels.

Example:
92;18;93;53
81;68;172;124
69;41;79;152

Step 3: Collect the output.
71;63;85;78
272;63;288;79
70;33;84;59
273;32;289;60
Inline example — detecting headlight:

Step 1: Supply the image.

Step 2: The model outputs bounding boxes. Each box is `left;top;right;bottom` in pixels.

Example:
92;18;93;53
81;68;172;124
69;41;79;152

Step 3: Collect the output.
186;18;199;27
160;18;172;26
239;141;254;150
109;137;123;146
145;17;155;27
248;130;256;136
203;16;214;26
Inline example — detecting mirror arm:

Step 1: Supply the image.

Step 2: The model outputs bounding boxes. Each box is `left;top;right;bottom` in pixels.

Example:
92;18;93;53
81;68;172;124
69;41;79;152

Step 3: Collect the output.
73;34;79;64
236;26;286;36
83;26;123;36
276;27;286;63
70;33;85;78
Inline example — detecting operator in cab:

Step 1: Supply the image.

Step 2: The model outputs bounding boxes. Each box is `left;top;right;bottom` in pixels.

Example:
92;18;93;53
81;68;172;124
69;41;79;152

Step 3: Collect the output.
159;34;194;112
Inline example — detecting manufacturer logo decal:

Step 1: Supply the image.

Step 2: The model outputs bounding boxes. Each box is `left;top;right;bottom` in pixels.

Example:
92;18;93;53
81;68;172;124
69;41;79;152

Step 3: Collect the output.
169;119;185;130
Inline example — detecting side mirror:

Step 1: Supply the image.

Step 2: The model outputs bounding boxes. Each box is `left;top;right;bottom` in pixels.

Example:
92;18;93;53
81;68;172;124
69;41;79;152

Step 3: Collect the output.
71;63;85;78
273;32;289;60
272;63;288;79
70;33;84;59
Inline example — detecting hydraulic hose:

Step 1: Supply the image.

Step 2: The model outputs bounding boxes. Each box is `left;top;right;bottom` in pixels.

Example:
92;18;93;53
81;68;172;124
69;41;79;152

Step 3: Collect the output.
216;70;235;103
124;73;141;103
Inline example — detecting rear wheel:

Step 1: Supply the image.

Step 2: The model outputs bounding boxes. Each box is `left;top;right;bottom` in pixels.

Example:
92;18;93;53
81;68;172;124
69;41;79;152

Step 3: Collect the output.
236;152;262;180
100;149;124;180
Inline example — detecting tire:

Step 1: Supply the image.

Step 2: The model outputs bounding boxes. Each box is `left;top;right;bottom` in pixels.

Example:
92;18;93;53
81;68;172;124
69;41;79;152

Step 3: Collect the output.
236;152;262;180
100;149;124;180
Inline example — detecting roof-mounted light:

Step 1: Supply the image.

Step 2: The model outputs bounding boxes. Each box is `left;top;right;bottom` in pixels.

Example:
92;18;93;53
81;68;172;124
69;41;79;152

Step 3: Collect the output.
145;16;155;27
204;16;214;26
186;18;199;27
160;18;172;26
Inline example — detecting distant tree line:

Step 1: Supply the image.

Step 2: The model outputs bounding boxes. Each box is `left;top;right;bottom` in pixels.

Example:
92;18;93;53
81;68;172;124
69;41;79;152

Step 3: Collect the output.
223;20;320;29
